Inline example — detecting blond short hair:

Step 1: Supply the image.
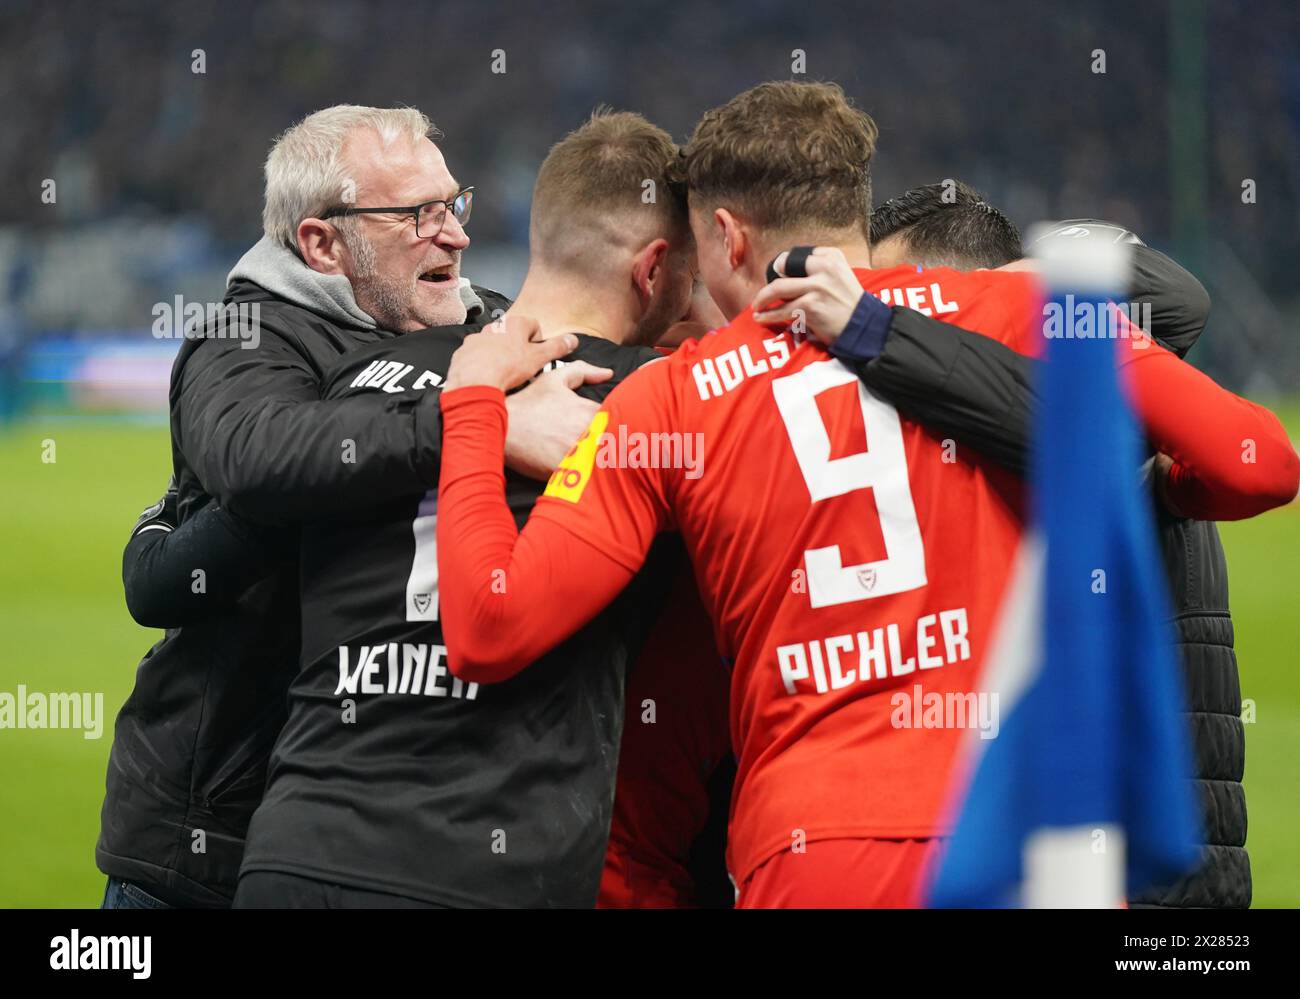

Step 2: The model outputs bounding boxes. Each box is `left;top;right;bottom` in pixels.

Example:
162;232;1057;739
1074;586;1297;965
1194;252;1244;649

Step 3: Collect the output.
530;109;687;271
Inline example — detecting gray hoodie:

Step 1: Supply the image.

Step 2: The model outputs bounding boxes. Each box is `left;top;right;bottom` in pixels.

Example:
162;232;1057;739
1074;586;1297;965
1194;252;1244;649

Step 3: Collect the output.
226;235;485;327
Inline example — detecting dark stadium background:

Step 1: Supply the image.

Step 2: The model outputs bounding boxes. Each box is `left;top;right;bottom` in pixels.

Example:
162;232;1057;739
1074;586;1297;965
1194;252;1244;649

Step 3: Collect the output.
0;0;1295;906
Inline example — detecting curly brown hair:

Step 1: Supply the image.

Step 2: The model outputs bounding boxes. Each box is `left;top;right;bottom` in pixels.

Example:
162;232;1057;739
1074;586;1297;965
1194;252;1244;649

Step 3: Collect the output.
684;81;878;239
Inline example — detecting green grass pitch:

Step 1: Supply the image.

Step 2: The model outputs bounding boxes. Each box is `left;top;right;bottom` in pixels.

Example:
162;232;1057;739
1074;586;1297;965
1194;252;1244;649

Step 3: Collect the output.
0;409;1295;907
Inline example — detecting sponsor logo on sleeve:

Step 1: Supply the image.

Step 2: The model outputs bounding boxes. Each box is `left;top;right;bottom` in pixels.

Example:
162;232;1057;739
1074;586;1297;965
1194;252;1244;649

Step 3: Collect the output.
544;411;609;503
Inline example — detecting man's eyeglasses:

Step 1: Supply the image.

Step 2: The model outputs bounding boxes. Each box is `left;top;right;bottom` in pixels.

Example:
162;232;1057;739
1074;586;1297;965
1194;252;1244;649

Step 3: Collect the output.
321;187;474;239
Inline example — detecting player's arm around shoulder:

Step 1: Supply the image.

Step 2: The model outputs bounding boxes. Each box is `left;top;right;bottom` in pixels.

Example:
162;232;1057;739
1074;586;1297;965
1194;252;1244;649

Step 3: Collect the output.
1120;334;1300;519
176;307;487;522
534;345;683;538
436;320;647;683
747;248;1042;475
170;307;342;515
122;486;287;629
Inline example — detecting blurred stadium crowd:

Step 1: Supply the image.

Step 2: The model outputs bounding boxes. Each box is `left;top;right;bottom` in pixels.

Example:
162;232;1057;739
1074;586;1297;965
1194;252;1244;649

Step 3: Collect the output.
1;0;1297;405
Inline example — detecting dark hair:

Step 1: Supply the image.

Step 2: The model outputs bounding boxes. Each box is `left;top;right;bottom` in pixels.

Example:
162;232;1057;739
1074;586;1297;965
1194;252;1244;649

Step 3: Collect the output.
870;180;1022;269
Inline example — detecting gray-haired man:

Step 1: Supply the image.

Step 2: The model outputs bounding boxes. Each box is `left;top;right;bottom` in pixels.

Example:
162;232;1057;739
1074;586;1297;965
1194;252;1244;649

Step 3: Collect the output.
98;105;589;908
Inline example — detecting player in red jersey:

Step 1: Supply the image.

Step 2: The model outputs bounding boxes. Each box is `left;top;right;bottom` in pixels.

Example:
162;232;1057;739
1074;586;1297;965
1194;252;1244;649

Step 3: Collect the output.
598;568;731;908
599;279;734;910
434;83;1299;907
437;264;1039;907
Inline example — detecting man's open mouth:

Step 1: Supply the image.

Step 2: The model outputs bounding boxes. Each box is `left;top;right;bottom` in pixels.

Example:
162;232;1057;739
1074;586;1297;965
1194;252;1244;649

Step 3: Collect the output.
418;264;456;284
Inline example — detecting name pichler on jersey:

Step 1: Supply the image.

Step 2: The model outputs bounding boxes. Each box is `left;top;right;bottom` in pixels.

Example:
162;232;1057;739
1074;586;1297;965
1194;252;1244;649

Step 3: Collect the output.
775;607;971;696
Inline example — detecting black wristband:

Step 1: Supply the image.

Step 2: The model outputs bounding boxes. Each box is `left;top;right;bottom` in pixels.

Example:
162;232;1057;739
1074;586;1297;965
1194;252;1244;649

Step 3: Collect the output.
765;246;817;284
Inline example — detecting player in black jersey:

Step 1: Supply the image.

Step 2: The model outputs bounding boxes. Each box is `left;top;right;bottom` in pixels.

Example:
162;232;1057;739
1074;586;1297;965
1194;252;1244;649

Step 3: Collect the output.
239;328;681;907
233;110;697;907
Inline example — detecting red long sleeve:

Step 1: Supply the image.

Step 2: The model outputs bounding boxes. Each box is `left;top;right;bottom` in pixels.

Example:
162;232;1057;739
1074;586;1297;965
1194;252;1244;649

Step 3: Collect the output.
1122;340;1299;520
436;386;637;684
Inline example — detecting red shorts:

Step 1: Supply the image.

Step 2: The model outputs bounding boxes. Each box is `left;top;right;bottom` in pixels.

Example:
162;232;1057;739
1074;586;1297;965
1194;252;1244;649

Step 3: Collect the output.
736;837;945;909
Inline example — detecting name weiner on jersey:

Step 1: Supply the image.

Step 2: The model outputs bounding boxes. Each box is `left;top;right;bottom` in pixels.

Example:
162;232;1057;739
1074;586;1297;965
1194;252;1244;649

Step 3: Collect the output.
336;642;479;700
776;607;970;696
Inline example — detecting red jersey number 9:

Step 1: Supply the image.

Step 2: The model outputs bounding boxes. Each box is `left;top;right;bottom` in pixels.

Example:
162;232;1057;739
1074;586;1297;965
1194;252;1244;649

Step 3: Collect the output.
771;358;927;608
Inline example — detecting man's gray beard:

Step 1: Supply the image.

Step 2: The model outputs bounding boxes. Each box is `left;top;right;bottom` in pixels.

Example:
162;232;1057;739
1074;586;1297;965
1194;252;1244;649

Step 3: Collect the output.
342;227;466;330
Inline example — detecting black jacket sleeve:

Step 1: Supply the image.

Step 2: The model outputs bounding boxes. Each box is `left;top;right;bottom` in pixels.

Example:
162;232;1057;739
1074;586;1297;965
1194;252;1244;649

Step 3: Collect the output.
854;308;1037;476
172;325;445;524
853;233;1210;477
122;485;287;628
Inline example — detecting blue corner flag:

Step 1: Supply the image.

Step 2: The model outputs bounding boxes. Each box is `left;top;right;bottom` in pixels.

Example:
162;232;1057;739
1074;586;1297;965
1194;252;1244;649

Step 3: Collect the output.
928;234;1202;908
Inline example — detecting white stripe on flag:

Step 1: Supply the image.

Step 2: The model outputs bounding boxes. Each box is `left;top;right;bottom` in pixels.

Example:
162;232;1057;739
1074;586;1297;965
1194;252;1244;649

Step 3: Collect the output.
1023;825;1125;909
974;533;1125;908
973;532;1045;724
